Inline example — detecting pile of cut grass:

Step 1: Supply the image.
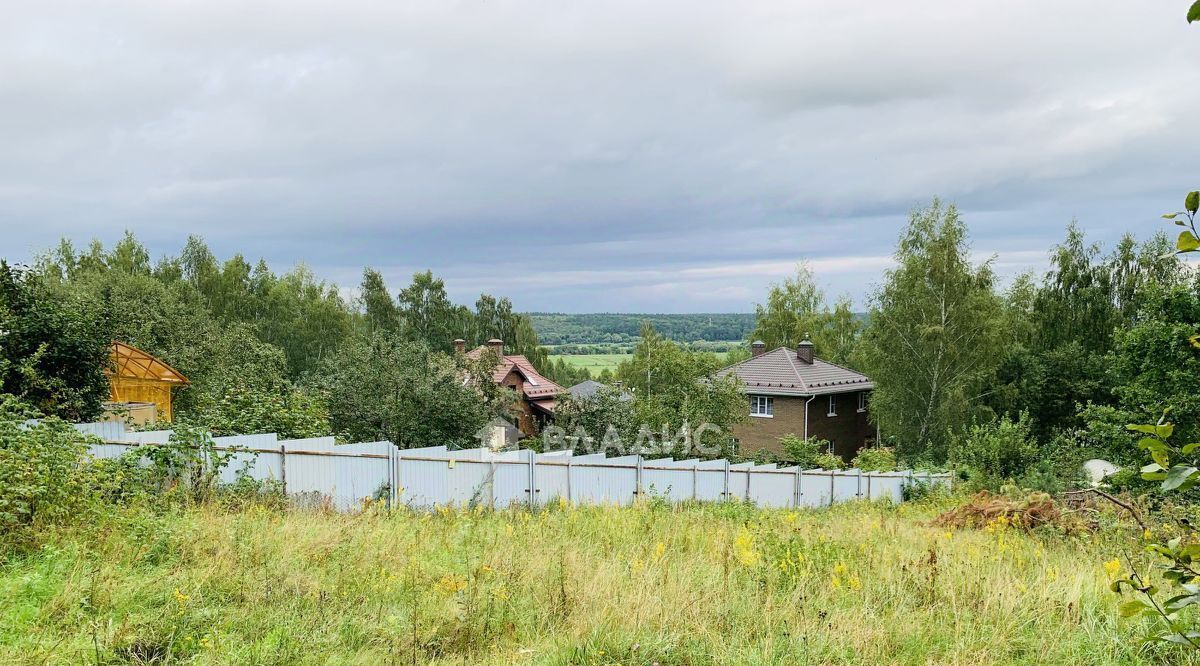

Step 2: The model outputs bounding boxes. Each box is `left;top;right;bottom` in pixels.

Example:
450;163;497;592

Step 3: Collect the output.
0;499;1188;665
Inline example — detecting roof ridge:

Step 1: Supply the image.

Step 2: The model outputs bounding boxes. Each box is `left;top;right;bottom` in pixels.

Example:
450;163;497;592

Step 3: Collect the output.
781;347;809;391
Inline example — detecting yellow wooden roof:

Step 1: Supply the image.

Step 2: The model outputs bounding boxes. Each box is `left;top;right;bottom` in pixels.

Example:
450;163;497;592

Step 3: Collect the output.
108;341;189;384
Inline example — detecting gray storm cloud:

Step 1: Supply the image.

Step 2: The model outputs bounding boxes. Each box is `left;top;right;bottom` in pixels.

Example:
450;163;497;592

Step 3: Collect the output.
1;0;1197;312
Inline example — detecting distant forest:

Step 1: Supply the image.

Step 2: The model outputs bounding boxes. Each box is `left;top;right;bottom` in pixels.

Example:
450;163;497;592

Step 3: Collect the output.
528;313;756;345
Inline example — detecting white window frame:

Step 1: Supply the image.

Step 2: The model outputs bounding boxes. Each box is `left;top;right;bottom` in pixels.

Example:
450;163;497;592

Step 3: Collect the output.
827;394;837;417
750;395;774;418
858;391;868;413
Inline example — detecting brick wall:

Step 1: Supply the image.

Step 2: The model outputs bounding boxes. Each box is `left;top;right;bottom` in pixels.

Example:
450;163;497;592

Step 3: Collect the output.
732;391;874;461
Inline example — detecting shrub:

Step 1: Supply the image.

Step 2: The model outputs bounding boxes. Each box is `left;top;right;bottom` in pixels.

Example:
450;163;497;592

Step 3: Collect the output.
814;452;846;470
779;434;835;468
0;394;94;548
137;423;249;504
851;447;896;472
951;413;1040;490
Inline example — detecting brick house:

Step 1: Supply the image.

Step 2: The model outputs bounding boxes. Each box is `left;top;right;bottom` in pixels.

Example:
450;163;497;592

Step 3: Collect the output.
717;340;876;461
461;338;563;437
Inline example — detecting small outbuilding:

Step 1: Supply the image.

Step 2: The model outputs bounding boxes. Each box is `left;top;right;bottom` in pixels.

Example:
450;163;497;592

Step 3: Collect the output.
105;341;189;423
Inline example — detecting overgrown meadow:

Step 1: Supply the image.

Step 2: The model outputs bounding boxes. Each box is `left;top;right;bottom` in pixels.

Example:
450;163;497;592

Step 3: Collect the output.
3;497;1192;665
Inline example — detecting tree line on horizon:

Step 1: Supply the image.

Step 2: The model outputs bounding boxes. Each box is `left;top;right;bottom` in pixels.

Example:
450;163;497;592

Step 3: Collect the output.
3;199;1198;494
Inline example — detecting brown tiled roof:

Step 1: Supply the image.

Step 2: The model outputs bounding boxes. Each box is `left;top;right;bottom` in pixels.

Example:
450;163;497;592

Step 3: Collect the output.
716;347;873;396
465;346;565;399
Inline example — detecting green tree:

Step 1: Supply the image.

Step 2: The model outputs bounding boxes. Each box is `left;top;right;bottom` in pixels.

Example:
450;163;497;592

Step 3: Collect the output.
397;270;459;352
359;268;400;334
857;200;1004;462
749;264;826;351
0;262;110;421
819;296;862;367
619;323;745;457
317;333;500;449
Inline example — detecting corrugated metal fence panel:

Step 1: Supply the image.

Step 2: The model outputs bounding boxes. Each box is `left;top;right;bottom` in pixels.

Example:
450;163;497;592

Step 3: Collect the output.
74;421;128;441
694;460;727;501
749;470;795;508
123;430;174;444
213;434;281;484
834;469;862;502
400;457;493;508
801;471;834;506
284;438;396;510
88;441;137;461
64;419;956;510
728;464;753;501
642;465;695;502
571;460;638;506
493;451;532;508
868;473;904;502
535;452;571;505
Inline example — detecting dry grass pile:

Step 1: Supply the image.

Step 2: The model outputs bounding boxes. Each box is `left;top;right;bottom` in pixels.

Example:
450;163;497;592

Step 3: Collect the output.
931;490;1090;534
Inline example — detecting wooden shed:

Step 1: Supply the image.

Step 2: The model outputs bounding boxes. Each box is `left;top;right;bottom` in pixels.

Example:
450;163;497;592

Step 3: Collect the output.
106;341;189;422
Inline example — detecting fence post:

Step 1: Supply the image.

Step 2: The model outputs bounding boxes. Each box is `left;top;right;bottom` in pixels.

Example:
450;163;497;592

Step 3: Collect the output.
635;455;643;503
527;451;537;510
566;457;573;504
793;467;802;508
829;471;835;506
489;454;498;509
279;444;287;496
745;467;752;502
390;445;399;508
866;472;872;500
692;462;699;500
856;468;863;499
723;459;731;501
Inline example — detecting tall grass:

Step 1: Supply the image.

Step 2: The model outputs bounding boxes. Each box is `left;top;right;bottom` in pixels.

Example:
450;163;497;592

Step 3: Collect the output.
0;498;1190;665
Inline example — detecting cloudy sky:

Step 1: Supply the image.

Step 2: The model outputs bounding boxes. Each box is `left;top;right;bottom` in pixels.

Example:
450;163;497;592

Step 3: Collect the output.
2;1;1198;312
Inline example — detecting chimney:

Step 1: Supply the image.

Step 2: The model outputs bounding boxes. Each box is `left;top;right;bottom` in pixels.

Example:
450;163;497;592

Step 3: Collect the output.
796;338;814;364
751;340;766;358
487;338;504;356
453;339;465;354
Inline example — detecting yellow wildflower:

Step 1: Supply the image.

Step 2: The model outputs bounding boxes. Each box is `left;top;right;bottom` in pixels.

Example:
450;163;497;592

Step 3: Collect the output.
847;575;862;591
653;541;666;561
435;574;467;594
734;528;761;566
1103;559;1122;579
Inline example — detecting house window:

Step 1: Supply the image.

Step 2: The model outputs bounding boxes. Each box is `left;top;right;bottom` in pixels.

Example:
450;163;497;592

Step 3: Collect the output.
750;395;774;418
858;391;868;413
827;395;837;417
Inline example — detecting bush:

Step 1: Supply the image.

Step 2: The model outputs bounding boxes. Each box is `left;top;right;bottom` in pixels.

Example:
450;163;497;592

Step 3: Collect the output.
780;434;836;468
0;395;94;548
951;413;1040;490
852;447;897;471
814;452;846;470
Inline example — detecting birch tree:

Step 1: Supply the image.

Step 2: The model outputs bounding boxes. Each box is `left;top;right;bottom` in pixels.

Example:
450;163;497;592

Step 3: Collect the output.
858;200;1004;461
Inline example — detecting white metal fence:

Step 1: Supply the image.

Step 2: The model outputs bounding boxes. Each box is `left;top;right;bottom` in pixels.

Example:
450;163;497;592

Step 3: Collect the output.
74;421;951;511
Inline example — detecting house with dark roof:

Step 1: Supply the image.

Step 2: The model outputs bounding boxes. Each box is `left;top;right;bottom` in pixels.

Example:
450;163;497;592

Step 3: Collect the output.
460;338;564;437
717;339;876;461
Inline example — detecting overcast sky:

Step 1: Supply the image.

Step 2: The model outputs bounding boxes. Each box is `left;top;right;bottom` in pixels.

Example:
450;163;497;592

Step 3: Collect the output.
2;1;1198;313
